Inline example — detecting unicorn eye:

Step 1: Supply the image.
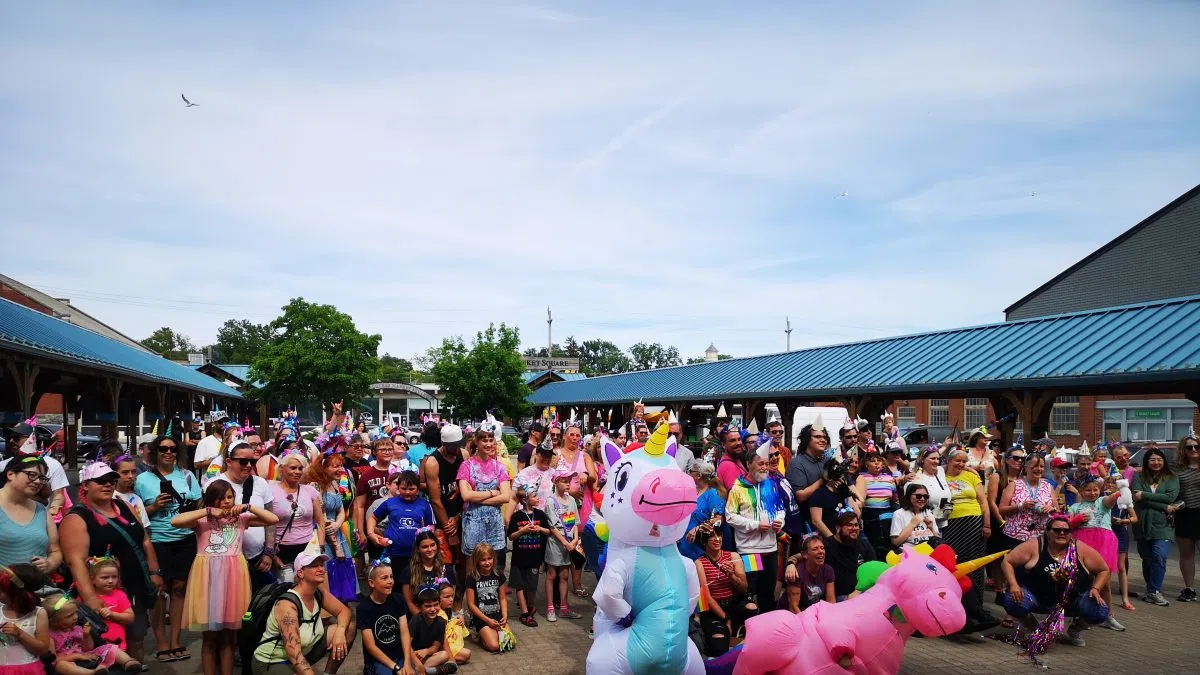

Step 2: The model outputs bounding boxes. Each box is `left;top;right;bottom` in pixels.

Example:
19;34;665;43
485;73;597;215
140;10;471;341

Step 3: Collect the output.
616;465;631;492
926;563;938;574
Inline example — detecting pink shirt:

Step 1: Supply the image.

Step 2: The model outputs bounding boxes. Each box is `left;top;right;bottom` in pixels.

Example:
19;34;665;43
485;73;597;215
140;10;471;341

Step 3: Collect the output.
456;456;508;488
717;457;747;491
98;589;131;648
268;483;320;546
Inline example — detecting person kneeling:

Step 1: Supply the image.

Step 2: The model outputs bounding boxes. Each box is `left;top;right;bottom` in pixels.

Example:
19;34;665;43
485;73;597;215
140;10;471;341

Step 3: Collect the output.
1001;515;1111;647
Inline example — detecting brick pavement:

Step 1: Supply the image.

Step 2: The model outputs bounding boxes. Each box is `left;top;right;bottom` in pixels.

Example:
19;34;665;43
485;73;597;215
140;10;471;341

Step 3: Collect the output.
159;556;1196;674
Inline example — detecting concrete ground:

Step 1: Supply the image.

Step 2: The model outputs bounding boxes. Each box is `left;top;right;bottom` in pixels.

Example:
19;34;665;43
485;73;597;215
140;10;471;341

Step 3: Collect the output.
158;553;1198;674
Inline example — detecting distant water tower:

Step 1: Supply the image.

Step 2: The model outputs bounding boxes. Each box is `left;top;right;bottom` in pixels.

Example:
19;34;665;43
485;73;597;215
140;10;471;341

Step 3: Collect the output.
704;343;719;362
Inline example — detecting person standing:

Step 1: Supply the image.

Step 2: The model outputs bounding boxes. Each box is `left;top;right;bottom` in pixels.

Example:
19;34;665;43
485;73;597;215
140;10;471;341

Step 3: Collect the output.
726;449;784;611
785;422;830;551
1132;447;1179;606
1173;435;1200;602
424;425;467;587
715;429;748;491
516;422;546;472
193;422;222;476
354;439;396;554
204;440;274;590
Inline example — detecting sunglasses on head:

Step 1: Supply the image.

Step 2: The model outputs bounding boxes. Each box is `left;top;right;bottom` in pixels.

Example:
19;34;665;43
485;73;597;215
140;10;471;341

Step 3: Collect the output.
229;457;255;466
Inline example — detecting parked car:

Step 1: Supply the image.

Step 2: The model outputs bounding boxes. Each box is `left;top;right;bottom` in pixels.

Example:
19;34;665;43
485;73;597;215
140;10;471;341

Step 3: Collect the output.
899;425;956;449
0;423;100;458
501;425;519;438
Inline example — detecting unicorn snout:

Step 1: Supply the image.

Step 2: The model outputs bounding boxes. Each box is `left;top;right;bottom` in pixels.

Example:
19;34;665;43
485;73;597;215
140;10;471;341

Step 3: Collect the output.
632;469;697;525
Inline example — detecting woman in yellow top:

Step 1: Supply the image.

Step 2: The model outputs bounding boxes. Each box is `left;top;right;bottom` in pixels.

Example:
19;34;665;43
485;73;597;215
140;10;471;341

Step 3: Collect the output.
942;448;999;632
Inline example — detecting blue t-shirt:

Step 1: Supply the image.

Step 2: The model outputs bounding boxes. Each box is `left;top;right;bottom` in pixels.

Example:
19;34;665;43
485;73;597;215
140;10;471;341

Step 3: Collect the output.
134;467;202;543
678;488;725;560
373;495;435;559
406;443;434;469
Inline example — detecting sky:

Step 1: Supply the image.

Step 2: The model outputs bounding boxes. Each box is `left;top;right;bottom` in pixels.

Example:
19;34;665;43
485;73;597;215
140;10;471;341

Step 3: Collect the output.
3;1;1200;363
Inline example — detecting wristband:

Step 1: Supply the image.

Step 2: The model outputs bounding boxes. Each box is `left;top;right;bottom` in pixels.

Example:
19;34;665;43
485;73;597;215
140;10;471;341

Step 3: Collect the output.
149;569;163;576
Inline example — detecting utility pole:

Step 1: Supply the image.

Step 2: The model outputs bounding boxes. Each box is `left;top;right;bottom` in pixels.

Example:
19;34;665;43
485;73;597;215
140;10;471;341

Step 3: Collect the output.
785;316;793;352
547;306;554;371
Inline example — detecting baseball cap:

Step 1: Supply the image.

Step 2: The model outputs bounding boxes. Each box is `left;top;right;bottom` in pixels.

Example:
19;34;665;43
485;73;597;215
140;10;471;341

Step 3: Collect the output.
1050;457;1071;469
440;424;465;449
293;551;330;574
137;433;157;446
80;462;117;482
552;468;577;482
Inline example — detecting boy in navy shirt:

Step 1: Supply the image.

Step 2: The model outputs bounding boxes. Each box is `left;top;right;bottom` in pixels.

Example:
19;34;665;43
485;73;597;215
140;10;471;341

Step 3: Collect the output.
369;471;436;584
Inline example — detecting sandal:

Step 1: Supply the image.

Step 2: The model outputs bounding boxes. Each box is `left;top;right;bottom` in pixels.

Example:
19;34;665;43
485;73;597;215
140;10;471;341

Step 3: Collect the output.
172;647;191;661
155;650;178;663
573;587;589;599
1121;601;1136;611
1001;617;1015;629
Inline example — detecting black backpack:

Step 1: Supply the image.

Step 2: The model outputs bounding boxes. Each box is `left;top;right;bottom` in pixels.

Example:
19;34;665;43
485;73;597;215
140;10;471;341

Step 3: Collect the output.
238;582;324;675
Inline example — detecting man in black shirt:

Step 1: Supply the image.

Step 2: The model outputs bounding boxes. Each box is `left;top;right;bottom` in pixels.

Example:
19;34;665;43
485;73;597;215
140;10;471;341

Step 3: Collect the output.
823;512;875;600
517;422;545;471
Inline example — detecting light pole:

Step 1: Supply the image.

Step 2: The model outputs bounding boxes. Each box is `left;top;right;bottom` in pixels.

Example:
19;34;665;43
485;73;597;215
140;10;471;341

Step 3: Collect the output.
547;306;554;371
785;316;793;352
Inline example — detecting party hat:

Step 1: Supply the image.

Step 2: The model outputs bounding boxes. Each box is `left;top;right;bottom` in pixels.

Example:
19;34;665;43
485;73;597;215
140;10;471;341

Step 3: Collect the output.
716;403;727;418
746;418;760;435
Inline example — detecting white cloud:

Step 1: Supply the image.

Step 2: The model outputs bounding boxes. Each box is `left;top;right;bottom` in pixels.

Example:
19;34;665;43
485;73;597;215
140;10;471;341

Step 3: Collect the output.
1;0;1198;364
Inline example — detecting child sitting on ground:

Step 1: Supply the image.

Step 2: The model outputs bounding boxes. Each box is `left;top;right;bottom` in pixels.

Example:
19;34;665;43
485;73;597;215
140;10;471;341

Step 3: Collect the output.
44;594;143;674
408;587;457;675
437;582;470;666
356;560;413;675
464;543;509;654
0;563;52;675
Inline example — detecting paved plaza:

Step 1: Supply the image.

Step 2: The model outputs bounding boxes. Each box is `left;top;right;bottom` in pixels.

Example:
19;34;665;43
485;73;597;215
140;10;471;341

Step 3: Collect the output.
160;552;1197;674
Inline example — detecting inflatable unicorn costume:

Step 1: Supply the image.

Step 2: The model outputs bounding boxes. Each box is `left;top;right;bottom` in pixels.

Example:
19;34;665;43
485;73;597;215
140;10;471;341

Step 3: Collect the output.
586;424;704;675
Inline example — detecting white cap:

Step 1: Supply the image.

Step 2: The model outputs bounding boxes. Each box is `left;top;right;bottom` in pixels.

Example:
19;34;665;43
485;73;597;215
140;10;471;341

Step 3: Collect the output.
440;424;465;448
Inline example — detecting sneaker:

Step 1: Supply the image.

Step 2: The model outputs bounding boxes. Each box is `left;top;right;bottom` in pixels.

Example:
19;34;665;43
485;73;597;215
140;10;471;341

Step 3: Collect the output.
520;613;538;627
588;624;595;639
560;608;583;619
1177;587;1197;602
546;608;558;622
1061;627;1085;647
1102;616;1126;631
1143;591;1170;606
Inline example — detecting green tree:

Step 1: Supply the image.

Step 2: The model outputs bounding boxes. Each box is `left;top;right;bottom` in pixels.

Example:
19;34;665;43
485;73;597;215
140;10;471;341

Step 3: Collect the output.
378;353;413;383
628;342;682;370
213;319;272;363
141;327;197;360
522;343;569;358
249;298;382;407
579;339;632;375
432;324;530;421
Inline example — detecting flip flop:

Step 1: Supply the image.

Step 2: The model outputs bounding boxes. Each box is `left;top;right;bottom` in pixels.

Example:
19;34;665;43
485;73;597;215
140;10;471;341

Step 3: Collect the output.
573;588;589;599
155;651;178;663
1121;601;1136;611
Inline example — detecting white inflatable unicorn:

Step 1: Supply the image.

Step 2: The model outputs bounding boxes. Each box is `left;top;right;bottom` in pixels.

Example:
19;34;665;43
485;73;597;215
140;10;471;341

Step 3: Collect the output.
587;423;703;675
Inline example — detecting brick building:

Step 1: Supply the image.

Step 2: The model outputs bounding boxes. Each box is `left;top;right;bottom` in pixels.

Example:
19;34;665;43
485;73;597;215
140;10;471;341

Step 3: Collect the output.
887;184;1200;447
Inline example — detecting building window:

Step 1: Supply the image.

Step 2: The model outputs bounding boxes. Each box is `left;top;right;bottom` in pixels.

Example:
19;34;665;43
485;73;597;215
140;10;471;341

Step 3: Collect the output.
929;399;950;427
965;398;988;429
897;406;917;428
1050;396;1080;435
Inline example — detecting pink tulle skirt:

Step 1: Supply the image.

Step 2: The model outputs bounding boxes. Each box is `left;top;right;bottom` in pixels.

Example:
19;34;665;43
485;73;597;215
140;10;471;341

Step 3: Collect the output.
1075;526;1118;572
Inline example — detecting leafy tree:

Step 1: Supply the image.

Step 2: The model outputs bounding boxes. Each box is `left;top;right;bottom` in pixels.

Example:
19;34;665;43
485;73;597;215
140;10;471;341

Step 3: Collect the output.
213;319;272;363
580;339;632;375
628;342;682;370
249;298;382;408
562;336;582;358
378;353;413;383
522;343;569;358
141;327;197;360
431;324;530;421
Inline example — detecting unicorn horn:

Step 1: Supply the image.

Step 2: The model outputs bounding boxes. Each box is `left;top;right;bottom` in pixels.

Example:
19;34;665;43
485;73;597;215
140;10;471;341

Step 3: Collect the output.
151;420;159;435
643;422;670;456
954;551;1009;579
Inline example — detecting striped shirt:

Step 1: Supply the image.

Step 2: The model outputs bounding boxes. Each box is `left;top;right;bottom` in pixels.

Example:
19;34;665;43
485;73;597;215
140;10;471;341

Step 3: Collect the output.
1178;466;1200;510
862;472;897;510
698;551;736;602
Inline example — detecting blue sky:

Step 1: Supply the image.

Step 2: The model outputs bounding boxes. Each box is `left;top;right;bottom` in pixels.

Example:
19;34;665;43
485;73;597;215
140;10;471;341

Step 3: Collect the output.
2;1;1199;362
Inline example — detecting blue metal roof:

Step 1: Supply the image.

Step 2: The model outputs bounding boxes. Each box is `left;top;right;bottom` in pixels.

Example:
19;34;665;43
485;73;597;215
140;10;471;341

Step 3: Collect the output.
522;370;588;384
529;295;1200;406
0;299;243;398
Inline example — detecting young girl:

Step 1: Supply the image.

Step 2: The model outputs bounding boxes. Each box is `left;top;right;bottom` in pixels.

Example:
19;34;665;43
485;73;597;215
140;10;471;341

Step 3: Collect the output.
464;543;509;653
0;564;51;675
854;452;898;557
403;530;456;616
544;470;582;622
171;479;279;675
110;456;149;528
437;582;470;666
44;594;142;674
87;557;134;651
1069;477;1124;631
1111;478;1139;611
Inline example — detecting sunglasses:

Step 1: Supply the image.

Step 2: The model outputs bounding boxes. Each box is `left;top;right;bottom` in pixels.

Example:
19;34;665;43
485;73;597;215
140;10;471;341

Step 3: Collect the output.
1187;444;1199;450
769;430;784;435
158;446;178;454
768;453;781;459
1048;527;1071;534
91;474;119;486
229;457;255;466
912;495;929;501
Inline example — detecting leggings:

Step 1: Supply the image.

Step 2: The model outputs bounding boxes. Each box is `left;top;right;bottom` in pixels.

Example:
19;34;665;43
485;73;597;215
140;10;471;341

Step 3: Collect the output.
745;552;778;613
699;597;756;656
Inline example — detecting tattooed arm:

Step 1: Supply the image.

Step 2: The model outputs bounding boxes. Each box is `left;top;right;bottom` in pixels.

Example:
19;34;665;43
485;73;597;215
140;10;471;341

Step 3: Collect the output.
275;601;316;675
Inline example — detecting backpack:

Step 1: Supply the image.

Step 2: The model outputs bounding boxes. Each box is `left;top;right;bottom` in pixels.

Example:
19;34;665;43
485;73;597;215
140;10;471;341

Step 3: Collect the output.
238;582;323;675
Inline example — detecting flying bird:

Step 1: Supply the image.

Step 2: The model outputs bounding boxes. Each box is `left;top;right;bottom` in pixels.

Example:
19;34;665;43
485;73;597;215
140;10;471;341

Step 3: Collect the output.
181;94;199;107
838;191;849;198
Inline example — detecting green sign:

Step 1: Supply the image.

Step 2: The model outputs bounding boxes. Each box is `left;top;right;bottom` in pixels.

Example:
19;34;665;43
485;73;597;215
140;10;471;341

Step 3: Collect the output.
1132;409;1164;419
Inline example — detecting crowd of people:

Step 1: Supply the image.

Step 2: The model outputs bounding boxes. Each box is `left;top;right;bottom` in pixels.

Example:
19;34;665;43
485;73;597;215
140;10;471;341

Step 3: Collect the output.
0;406;1198;674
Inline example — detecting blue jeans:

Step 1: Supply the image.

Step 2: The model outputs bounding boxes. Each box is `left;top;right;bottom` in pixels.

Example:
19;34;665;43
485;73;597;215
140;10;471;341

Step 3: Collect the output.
1002;586;1109;624
364;662;400;675
1137;538;1171;594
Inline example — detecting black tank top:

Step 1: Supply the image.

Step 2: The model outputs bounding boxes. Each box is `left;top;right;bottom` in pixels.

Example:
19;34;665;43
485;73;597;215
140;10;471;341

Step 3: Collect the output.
431;450;464;519
67;502;149;599
1020;538;1092;602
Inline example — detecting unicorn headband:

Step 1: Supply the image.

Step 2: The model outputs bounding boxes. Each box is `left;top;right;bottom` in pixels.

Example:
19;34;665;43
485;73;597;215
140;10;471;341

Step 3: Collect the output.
419;575;452;594
87;546;118;569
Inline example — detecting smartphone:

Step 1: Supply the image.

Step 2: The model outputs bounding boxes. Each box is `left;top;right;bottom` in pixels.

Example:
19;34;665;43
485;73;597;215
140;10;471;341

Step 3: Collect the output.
159;479;173;495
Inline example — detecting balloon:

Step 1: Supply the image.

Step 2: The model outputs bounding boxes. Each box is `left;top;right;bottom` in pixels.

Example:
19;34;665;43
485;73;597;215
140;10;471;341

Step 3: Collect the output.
587;424;704;675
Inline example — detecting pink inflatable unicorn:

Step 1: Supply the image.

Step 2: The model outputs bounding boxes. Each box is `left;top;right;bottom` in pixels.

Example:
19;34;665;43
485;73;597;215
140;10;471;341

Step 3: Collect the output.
708;544;993;675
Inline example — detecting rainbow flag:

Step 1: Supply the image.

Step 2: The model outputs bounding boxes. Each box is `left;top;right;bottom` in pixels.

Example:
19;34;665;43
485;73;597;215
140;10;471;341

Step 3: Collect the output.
697;591;711;613
742;553;764;572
